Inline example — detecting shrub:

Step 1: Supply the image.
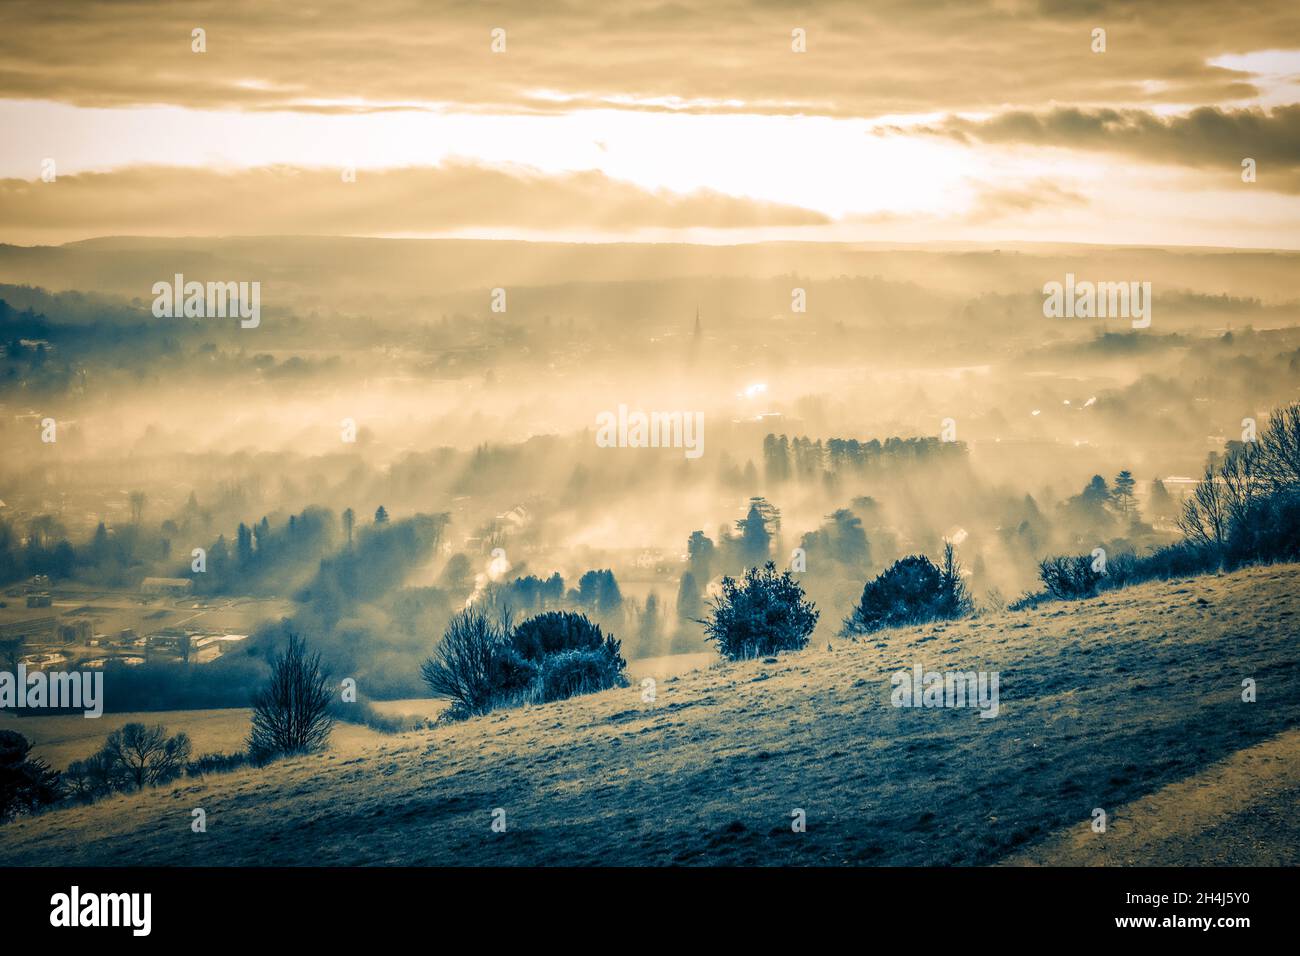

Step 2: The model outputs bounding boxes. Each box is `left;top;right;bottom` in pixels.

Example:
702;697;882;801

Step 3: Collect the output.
702;561;819;659
1225;488;1300;567
328;697;426;734
0;731;61;822
536;648;628;703
843;546;972;636
1037;554;1104;599
510;610;610;661
423;608;629;718
248;633;334;763
63;751;128;802
1015;542;1220;608
1008;590;1046;612
186;751;250;777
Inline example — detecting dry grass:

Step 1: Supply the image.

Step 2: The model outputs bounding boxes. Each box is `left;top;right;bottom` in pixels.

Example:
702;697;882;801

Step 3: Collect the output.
3;564;1298;866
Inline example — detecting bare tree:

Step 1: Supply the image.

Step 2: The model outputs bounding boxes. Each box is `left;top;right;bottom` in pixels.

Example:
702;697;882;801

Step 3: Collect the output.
1178;461;1230;555
102;723;191;789
1218;443;1264;529
421;609;507;716
248;634;334;762
1258;403;1300;492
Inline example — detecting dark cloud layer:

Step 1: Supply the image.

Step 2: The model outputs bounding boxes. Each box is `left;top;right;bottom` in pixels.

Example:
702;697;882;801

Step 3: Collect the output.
928;105;1300;192
0;0;1294;116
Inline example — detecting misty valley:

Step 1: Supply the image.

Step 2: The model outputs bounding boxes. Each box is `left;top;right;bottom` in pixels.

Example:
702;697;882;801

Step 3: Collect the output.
1;236;1298;872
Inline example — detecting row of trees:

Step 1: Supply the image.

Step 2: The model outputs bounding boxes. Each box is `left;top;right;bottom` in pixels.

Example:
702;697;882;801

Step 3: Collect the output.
1029;403;1300;602
1179;403;1300;566
762;433;968;485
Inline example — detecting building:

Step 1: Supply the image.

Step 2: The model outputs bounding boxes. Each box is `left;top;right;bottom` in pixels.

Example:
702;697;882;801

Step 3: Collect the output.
58;620;94;644
141;577;194;597
189;635;226;664
0;615;61;646
146;630;193;663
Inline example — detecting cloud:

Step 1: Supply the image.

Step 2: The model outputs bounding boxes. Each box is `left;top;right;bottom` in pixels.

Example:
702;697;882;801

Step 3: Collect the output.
927;105;1300;192
0;0;1295;116
964;179;1090;221
0;163;830;242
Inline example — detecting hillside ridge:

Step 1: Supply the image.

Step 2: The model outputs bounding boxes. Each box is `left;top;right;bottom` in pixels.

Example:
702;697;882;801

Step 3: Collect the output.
4;564;1298;866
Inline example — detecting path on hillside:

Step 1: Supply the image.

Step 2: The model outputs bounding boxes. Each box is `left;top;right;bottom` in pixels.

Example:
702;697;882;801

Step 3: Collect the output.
1005;726;1300;866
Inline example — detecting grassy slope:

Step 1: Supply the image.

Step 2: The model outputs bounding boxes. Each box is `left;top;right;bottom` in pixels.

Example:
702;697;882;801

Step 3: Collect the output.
3;564;1298;866
1;701;446;772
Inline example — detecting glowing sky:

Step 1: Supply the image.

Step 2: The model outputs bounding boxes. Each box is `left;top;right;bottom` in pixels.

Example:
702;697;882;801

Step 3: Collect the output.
1;0;1298;247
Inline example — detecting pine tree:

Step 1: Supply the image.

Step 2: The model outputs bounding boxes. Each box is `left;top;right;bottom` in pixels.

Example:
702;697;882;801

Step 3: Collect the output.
1113;470;1137;515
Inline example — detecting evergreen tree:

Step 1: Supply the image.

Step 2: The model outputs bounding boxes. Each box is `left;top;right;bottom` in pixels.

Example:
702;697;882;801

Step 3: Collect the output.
1113;470;1137;514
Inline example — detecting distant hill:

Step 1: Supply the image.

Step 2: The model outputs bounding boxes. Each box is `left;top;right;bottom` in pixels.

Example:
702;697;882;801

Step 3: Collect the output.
2;237;1298;313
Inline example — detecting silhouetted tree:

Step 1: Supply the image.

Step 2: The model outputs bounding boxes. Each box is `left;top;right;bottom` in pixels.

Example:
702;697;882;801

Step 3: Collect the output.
735;497;779;567
686;530;715;585
0;731;61;822
101;722;192;789
248;634;334;762
342;507;355;546
1113;470;1137;514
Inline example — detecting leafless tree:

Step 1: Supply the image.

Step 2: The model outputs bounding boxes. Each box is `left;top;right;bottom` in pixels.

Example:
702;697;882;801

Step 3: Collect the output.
1179;461;1230;555
421;609;507;716
1258;403;1300;492
248;633;334;762
1219;442;1264;528
102;722;191;788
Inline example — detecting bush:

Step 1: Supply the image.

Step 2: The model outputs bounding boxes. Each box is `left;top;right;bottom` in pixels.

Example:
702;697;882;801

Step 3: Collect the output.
63;751;128;802
248;634;334;763
537;648;628;703
422;608;628;719
1225;489;1300;568
1028;541;1224;607
843;545;972;636
1037;554;1104;599
329;697;426;734
510;611;610;661
702;561;819;659
186;751;250;777
0;731;61;822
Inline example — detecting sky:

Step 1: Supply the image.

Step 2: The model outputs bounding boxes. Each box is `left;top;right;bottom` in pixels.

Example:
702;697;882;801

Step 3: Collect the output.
1;0;1298;247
